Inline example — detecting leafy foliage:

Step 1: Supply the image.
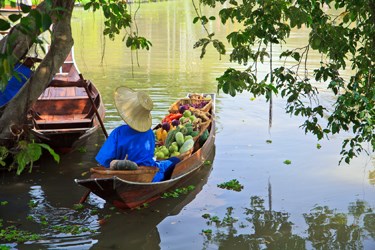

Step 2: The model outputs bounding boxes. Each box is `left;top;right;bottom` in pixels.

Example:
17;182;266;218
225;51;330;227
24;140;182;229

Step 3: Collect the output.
0;0;52;92
0;141;59;175
194;0;375;163
82;0;152;52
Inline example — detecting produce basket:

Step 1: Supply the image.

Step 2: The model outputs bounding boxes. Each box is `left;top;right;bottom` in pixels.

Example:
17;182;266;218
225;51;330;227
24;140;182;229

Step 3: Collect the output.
168;95;212;114
90;166;159;183
197;120;211;137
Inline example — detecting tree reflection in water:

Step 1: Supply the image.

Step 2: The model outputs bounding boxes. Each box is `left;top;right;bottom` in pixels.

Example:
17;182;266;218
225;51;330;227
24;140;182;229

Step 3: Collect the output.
201;196;375;249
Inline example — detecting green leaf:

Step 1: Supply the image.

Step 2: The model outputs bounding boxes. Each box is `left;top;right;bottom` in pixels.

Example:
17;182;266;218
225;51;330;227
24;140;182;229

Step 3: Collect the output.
83;2;92;10
20;3;32;13
0;19;11;31
40;13;52;32
8;14;22;23
38;143;60;163
14;143;41;175
292;52;300;61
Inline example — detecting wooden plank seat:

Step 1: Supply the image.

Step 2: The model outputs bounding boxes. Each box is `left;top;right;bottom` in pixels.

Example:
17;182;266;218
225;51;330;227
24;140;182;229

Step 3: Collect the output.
35;114;93;129
35;118;92;124
34;127;90;134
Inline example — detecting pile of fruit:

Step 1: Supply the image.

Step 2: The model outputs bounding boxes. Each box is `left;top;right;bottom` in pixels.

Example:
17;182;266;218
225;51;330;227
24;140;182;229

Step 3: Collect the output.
154;110;199;159
154;95;212;160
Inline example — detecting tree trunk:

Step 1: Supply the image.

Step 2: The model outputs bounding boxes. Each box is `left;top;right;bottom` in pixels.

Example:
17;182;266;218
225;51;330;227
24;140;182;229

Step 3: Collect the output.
0;0;75;147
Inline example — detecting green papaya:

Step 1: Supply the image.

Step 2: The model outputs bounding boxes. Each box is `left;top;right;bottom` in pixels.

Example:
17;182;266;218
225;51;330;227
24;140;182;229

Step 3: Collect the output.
179;139;194;154
175;132;185;146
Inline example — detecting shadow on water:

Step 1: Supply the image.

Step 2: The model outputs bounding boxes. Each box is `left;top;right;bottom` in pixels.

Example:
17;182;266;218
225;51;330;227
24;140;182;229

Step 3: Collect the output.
0;137;216;249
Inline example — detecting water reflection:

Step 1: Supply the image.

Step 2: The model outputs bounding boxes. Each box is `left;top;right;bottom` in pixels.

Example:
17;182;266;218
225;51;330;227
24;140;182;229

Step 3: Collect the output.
27;186;99;249
0;147;215;249
201;196;375;250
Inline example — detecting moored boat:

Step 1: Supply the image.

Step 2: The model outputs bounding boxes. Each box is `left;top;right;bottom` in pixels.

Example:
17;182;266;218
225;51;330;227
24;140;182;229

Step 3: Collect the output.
75;93;215;209
29;47;105;153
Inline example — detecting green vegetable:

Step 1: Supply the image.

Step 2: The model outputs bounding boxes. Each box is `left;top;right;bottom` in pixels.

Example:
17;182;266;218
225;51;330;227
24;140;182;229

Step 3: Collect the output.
175;132;185;146
180;126;188;135
199;129;209;146
189;115;196;122
184;135;193;142
155;151;164;159
183;110;191;117
191;130;199;137
170;151;180;157
111;160;138;170
168;144;178;153
186;126;193;135
179;139;194;154
160;146;169;157
165;129;178;148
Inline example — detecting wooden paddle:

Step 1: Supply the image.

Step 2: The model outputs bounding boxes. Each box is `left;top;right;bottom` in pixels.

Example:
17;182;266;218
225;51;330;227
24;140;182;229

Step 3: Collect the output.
79;74;108;138
78;74;108;204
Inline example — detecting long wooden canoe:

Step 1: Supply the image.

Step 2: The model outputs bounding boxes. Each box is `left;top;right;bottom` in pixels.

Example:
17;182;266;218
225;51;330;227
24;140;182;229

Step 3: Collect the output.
29;48;105;153
75;94;215;209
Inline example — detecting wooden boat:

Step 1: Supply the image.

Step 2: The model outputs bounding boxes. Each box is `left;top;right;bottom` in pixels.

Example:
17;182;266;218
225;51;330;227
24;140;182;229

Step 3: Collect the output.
75;93;215;209
29;48;105;153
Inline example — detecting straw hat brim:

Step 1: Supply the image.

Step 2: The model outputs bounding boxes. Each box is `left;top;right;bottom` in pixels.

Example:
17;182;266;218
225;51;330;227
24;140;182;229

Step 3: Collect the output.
114;87;153;132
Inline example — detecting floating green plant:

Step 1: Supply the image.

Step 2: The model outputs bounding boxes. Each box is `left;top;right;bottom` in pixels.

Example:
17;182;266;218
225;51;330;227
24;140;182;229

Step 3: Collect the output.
283;159;292;165
161;185;195;198
72;203;84;211
51;225;94;235
0;225;40;243
217;179;243;192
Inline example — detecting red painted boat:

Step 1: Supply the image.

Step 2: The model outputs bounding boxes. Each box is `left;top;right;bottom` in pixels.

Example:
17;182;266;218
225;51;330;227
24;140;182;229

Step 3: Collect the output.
75;93;215;209
29;48;105;153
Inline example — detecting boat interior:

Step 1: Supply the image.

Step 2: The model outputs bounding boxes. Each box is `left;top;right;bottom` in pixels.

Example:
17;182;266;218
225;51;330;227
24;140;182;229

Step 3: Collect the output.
31;81;100;131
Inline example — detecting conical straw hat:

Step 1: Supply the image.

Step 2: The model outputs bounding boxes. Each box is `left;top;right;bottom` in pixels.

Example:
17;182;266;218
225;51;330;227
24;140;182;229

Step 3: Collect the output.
114;86;153;132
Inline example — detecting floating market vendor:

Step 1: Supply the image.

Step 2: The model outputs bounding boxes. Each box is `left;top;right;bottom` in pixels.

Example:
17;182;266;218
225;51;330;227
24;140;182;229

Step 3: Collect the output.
95;86;180;182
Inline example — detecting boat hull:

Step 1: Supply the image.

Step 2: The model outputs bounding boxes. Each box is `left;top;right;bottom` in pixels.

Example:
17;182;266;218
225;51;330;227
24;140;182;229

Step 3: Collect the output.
76;94;215;209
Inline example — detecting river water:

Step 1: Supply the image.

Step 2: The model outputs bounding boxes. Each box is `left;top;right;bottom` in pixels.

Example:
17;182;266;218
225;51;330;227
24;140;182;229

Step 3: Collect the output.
1;1;375;249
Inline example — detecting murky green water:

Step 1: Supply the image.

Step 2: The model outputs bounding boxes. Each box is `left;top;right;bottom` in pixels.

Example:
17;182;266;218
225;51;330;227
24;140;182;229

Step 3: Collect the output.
1;1;375;249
